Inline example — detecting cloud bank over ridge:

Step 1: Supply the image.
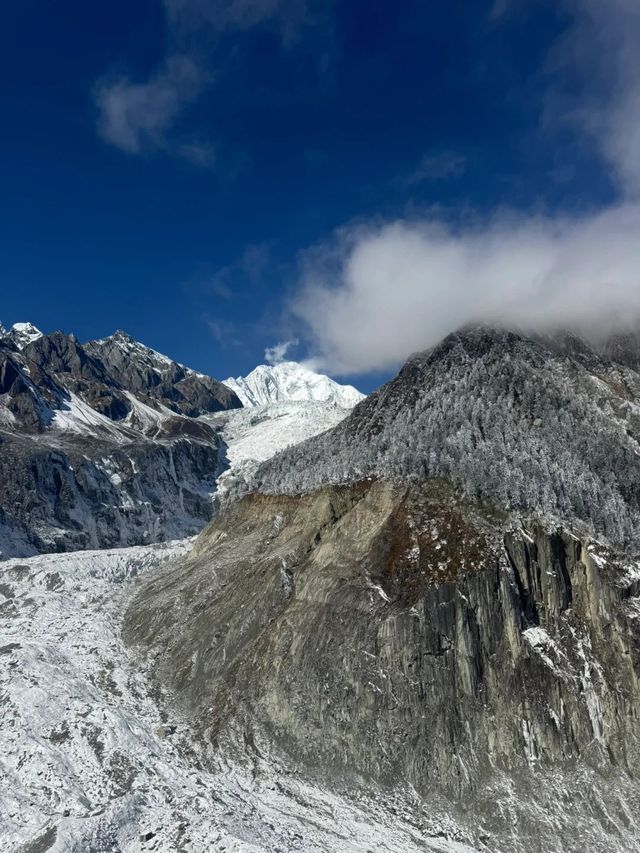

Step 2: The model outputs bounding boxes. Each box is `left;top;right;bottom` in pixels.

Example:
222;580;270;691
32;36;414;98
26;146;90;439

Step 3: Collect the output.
292;1;640;375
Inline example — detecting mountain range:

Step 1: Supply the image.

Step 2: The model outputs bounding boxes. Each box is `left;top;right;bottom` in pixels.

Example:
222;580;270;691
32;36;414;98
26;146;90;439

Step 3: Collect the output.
0;323;361;557
3;320;640;852
127;323;640;853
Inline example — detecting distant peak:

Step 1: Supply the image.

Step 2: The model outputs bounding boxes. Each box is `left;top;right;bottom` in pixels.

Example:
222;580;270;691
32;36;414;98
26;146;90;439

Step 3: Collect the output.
111;330;137;343
7;322;43;349
224;360;365;408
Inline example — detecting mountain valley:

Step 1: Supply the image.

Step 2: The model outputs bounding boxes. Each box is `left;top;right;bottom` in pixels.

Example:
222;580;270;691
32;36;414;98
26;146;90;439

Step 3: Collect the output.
2;321;640;852
0;324;357;558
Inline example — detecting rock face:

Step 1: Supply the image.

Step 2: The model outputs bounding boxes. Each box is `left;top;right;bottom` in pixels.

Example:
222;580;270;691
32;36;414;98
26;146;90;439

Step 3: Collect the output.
0;325;241;557
224;360;365;408
0;430;222;556
85;331;240;417
125;325;640;852
125;479;640;852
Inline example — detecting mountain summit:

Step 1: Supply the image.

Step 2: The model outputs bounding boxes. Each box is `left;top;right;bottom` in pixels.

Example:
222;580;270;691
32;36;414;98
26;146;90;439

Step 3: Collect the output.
1;321;43;349
245;324;640;550
224;360;365;408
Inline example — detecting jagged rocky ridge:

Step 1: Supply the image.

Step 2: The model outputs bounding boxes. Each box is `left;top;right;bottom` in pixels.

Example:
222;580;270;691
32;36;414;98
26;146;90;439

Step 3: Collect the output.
0;325;241;556
125;325;640;852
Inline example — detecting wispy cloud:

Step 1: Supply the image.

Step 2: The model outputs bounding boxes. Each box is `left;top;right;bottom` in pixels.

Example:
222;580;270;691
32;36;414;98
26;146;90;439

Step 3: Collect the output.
264;338;298;364
559;0;640;195
164;0;313;43
95;0;314;161
402;151;466;186
204;243;271;299
206;317;244;346
95;56;206;155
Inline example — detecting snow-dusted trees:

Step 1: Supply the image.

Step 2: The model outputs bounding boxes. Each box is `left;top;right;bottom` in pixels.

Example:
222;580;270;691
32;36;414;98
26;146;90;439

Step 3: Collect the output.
240;328;640;551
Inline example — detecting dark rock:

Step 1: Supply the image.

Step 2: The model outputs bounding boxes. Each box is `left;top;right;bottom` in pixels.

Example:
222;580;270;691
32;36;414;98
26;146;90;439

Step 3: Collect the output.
18;826;57;853
0;326;241;556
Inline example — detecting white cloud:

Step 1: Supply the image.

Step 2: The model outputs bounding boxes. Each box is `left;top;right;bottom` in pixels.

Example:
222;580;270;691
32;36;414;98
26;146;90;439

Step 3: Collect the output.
549;0;640;196
164;0;313;42
290;1;640;375
95;56;205;154
95;0;312;158
264;339;298;364
294;205;640;374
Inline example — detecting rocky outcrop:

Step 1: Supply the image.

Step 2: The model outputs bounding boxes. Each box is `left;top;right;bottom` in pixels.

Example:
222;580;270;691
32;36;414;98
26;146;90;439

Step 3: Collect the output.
0;431;224;557
125;478;640;852
85;331;240;417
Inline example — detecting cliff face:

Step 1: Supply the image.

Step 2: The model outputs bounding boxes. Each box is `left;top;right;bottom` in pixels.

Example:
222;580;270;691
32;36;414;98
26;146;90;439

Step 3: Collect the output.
0;431;222;556
125;479;640;852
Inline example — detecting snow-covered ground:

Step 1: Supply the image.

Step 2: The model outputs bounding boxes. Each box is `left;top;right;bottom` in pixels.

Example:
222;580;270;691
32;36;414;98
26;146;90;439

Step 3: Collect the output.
0;541;476;852
209;401;354;499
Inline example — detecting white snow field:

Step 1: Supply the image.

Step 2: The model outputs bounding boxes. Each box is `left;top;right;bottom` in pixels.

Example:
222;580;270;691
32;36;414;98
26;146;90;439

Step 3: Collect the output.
209;400;354;500
0;541;476;852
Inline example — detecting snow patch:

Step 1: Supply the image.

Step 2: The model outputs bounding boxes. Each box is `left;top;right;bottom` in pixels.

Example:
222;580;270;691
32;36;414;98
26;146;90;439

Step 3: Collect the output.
0;541;474;852
6;322;43;348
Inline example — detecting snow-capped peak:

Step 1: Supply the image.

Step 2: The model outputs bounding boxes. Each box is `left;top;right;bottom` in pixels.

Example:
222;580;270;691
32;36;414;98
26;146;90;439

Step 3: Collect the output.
6;322;43;348
224;361;365;408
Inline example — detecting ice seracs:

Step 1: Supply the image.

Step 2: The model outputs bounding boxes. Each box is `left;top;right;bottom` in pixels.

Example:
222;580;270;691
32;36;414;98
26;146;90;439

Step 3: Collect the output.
209;400;355;502
224;360;365;408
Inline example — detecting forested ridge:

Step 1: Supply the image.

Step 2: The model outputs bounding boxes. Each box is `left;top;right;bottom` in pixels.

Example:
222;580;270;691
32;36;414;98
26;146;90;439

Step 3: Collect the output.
236;326;640;550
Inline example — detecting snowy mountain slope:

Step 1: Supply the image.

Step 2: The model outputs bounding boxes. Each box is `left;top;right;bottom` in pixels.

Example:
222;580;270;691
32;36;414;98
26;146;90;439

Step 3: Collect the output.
0;322;361;557
244;325;640;551
85;330;240;417
224;361;364;407
0;540;476;853
0;326;242;556
205;400;354;500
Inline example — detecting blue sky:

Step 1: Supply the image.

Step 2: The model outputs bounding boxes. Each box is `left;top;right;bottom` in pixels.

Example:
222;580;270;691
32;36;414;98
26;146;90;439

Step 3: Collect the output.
1;1;639;392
